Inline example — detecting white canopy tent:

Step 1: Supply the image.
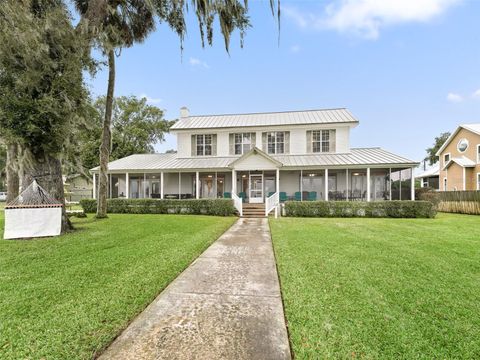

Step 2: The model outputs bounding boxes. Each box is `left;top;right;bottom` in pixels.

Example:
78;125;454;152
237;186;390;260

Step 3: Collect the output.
4;180;63;240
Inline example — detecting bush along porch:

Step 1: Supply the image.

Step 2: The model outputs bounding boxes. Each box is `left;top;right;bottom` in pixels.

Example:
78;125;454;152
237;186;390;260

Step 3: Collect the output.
80;199;236;216
284;200;436;218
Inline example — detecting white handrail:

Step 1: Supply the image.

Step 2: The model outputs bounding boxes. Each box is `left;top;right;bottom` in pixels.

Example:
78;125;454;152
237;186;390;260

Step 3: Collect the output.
265;192;280;218
232;193;243;217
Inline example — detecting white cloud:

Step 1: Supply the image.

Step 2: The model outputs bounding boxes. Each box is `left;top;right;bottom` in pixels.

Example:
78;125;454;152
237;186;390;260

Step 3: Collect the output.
189;57;209;69
139;93;162;104
472;89;480;99
447;92;463;103
290;44;301;53
283;0;462;39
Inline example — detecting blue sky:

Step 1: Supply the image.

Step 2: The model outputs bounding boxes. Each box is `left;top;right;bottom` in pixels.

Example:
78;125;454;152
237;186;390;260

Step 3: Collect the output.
86;0;480;164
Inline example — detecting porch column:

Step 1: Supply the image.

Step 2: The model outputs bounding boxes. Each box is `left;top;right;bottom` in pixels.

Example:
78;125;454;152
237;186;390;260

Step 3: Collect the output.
411;167;415;200
324;168;329;201
366;168;371;202
389;168;392;200
178;172;181;199
232;169;236;195
143;173;147;199
160;172;164;199
92;173;96;199
125;172;129;199
276;168;280;194
196;171;200;199
345;169;349;201
300;170;303;201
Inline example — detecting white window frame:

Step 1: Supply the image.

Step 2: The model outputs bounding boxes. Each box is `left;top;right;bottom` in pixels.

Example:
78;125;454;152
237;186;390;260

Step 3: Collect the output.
196;134;213;156
443;153;451;167
477;144;480;163
312;130;332;153
233;133;254;155
443;177;447;191
477;173;480;190
266;131;285;154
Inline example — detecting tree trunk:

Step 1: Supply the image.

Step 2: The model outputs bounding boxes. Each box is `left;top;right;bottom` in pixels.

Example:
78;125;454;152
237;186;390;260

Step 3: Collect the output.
6;142;19;203
96;49;115;218
21;150;72;233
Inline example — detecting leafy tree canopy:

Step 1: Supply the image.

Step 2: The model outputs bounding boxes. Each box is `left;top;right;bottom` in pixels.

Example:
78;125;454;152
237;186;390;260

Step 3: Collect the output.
425;132;451;166
70;96;174;173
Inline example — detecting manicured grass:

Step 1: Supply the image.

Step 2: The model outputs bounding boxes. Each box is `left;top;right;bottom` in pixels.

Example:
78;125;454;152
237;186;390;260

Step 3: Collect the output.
270;213;480;359
0;212;235;359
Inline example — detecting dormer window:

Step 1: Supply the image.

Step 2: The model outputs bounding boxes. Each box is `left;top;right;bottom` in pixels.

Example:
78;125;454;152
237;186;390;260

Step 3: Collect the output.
307;130;336;153
192;134;217;156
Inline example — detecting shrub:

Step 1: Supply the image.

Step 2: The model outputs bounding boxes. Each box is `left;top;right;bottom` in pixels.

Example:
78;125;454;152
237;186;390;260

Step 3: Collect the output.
284;201;436;218
80;198;236;216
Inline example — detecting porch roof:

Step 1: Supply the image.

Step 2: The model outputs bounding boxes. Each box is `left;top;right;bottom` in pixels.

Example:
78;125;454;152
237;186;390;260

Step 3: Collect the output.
91;147;417;173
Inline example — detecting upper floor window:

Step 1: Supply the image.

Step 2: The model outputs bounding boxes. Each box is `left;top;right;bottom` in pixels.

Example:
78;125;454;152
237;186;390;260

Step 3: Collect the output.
192;134;217;156
477;144;480;163
230;133;256;155
262;131;289;154
307;130;336;153
444;153;450;166
457;138;469;152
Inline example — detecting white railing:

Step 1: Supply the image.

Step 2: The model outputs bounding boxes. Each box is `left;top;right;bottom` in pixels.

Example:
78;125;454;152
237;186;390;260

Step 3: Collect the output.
265;192;280;218
232;193;243;217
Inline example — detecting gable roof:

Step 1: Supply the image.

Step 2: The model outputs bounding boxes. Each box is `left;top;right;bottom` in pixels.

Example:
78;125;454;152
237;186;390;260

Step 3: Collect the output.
171;108;359;130
415;166;439;179
443;156;476;170
228;147;282;168
435;123;480;156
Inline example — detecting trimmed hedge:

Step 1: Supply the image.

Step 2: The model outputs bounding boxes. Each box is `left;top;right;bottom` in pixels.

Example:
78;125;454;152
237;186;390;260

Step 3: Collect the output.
80;198;236;216
284;201;436;218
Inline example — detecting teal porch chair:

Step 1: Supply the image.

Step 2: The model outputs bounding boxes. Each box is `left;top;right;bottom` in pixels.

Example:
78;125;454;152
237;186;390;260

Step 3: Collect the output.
294;191;302;201
238;192;247;203
307;191;317;201
223;192;231;199
279;192;288;202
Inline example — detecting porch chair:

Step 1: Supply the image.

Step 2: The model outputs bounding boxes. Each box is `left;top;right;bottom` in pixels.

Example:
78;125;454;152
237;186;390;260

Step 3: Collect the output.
279;192;288;202
294;191;302;201
307;191;317;201
223;192;231;199
238;192;247;203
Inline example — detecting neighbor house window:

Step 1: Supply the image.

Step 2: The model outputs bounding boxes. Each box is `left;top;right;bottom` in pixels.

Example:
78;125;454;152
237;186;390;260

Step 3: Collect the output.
192;134;217;156
262;131;289;154
443;153;450;166
308;130;336;153
477;145;480;163
230;133;255;155
477;173;480;190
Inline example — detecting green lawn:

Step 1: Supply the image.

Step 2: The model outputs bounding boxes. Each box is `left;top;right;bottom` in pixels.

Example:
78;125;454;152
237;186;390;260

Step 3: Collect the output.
0;212;235;359
270;213;480;359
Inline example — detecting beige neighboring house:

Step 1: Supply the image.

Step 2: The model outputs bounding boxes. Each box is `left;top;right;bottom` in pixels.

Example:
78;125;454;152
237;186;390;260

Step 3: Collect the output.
436;124;480;191
64;174;93;201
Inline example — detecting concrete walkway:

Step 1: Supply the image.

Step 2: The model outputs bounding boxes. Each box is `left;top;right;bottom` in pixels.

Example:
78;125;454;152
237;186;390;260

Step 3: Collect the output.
99;218;291;360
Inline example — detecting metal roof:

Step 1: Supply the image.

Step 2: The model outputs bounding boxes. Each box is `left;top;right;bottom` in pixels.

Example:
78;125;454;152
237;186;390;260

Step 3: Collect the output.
92;148;417;173
443;156;476;170
171;108;359;130
415;166;439;179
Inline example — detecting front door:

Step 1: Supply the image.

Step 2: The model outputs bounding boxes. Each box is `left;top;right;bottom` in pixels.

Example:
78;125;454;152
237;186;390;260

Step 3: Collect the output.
249;174;263;203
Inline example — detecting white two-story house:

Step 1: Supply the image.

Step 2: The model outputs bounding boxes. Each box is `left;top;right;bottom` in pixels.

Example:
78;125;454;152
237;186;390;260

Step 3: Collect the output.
92;107;418;215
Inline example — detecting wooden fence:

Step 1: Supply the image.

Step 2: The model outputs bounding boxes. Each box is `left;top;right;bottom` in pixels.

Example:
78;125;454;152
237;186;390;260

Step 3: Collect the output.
437;191;480;215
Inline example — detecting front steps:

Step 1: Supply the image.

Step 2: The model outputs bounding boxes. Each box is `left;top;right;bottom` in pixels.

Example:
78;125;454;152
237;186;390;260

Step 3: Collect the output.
242;203;266;218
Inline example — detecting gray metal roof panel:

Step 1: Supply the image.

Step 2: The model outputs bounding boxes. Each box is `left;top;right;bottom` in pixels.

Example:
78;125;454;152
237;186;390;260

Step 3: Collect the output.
171;108;359;130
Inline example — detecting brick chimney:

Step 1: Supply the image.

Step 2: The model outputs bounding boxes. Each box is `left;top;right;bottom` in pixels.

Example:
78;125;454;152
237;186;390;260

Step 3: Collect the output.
180;106;190;118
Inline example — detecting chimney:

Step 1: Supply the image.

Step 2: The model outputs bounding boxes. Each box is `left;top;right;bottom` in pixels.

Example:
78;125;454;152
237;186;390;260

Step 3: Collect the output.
180;106;190;118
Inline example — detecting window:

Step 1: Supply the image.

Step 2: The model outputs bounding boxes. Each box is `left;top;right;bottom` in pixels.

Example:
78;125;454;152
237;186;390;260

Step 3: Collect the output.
263;131;289;154
443;153;450;166
477;145;480;163
232;133;255;155
309;130;336;153
193;134;216;156
477;173;480;190
457;138;469;152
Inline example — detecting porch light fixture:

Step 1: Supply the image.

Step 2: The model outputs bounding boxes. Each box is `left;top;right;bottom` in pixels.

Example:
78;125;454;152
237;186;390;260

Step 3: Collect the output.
207;175;213;178
308;173;315;177
353;172;360;176
242;174;247;178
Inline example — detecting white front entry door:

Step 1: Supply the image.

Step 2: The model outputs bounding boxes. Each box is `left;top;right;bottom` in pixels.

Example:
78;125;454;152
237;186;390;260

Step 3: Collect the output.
249;174;264;203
